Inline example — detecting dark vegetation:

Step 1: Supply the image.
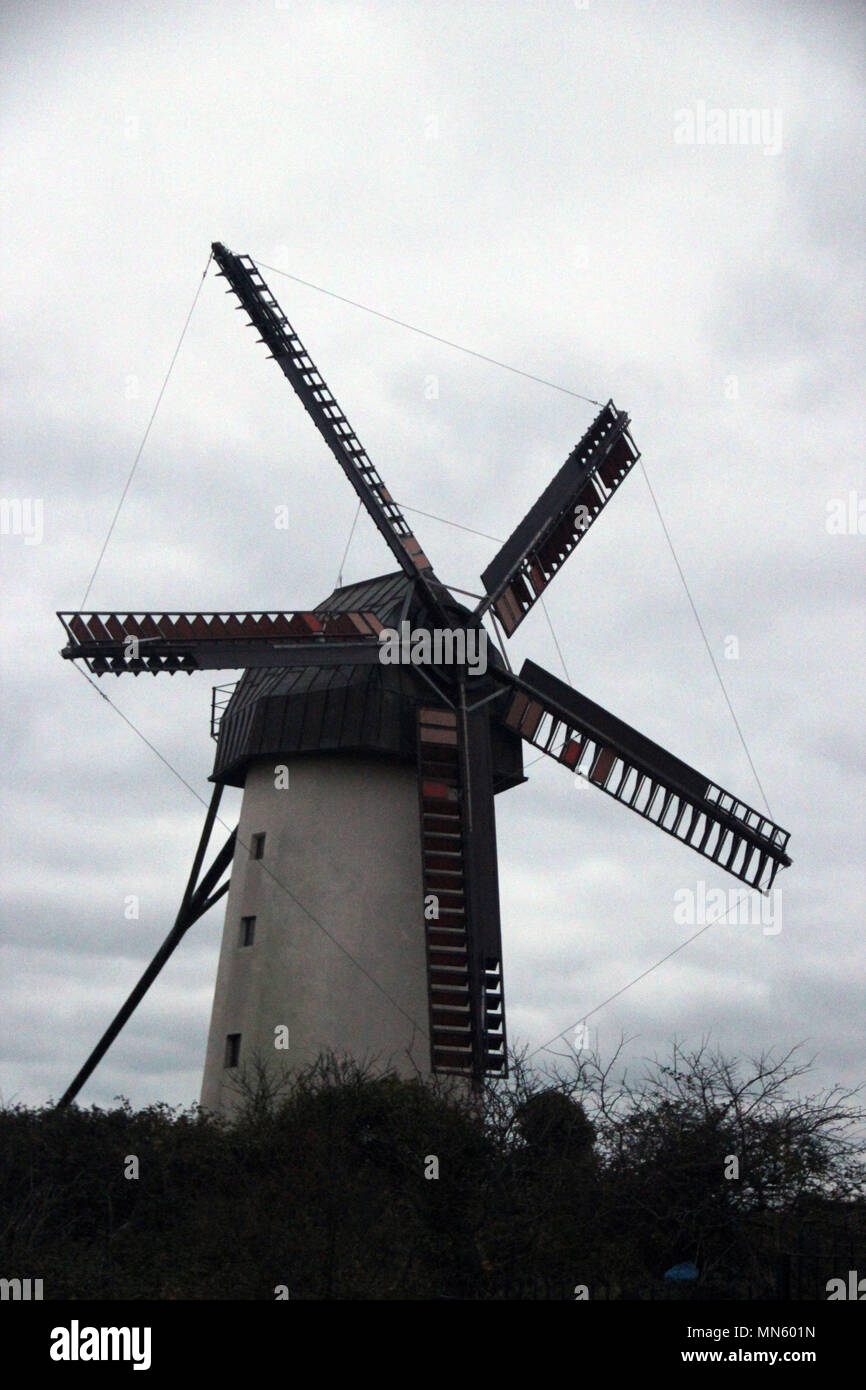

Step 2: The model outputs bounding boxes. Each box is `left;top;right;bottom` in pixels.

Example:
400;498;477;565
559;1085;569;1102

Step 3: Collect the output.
1;1041;864;1300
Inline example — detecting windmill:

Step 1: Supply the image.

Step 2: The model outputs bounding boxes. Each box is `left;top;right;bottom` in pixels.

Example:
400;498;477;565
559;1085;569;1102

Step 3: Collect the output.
56;243;792;1111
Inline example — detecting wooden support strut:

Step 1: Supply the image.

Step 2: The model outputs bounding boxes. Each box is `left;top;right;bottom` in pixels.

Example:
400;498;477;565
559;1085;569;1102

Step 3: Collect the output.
56;785;236;1109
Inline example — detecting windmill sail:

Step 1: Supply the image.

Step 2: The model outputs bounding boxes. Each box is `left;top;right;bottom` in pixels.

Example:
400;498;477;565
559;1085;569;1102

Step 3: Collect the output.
501;660;792;891
479;400;639;635
212;244;437;587
57;610;384;675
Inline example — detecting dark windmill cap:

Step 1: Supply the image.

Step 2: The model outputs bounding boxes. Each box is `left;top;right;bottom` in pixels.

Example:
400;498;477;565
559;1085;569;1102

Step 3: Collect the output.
211;572;525;790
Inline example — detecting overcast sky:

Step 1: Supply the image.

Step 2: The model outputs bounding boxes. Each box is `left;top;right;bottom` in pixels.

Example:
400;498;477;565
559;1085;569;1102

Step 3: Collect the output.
1;0;863;1116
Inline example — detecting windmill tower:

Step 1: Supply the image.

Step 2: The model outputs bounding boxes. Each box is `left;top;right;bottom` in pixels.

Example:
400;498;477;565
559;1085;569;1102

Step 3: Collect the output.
56;244;792;1114
198;573;524;1111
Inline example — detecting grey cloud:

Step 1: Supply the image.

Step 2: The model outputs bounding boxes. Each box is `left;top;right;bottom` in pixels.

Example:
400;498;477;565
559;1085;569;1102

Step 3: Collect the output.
1;0;862;1115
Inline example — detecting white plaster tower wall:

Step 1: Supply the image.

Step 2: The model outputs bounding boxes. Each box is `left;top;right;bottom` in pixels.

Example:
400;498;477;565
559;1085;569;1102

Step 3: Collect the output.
200;753;430;1115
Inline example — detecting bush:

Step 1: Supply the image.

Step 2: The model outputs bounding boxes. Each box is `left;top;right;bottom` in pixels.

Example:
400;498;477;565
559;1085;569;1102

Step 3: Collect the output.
1;1043;863;1299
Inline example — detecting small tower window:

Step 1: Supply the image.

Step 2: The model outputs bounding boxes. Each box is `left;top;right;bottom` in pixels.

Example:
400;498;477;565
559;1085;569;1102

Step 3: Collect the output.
239;915;256;947
225;1034;241;1068
250;832;266;860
